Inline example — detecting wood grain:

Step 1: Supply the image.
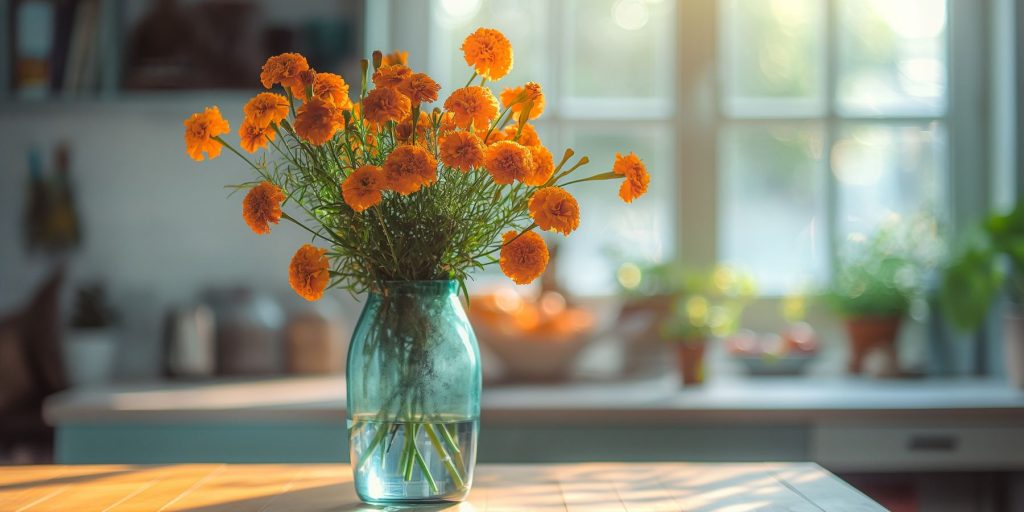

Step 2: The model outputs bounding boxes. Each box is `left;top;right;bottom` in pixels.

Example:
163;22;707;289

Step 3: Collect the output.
0;463;883;511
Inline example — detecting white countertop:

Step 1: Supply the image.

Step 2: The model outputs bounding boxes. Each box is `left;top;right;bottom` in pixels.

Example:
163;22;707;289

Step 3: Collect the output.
43;375;1024;425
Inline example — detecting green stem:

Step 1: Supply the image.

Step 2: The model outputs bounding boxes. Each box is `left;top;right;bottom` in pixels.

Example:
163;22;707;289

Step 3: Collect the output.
484;103;514;144
551;156;593;184
285;88;298;119
424;424;465;489
438;423;466;477
213;136;261;172
412;443;439;493
355;423;389;473
402;424;416;481
280;211;335;244
559;171;621;188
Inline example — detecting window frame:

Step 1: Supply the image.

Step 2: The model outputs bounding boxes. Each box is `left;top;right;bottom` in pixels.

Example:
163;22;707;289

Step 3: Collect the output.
683;0;991;297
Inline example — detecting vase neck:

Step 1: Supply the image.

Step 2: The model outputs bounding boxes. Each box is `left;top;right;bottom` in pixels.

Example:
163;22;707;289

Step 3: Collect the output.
373;280;457;298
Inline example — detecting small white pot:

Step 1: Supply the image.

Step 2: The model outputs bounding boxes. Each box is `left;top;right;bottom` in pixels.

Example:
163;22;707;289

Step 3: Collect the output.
63;329;118;387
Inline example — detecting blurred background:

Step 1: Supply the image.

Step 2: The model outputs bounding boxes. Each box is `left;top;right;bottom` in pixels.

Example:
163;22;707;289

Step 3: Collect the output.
1;0;1023;510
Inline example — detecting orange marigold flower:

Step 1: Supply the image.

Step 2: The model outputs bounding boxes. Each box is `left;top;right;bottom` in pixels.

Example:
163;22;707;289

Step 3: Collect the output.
440;131;485;172
383;144;438;195
238;119;276;153
499;125;517;143
398;72;441;104
529;187;580;236
242;181;285;235
183;106;230;161
519;123;542;146
260;53;310;91
341;165;385;212
462;28;514;81
480;126;506;145
312;72;353;109
500;82;545;120
613;151;651;203
289;244;330;301
294;98;341;145
437;111;458;134
444;86;499;130
501;123;542;147
395;112;431;142
381;50;409;66
372;64;412;89
500;230;549;285
290;68;317;99
362;87;411;125
484;141;533;185
524;145;554;186
243;93;289;129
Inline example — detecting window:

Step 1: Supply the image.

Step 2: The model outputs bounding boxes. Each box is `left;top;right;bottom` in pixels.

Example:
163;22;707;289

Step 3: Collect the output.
717;0;949;293
428;0;677;295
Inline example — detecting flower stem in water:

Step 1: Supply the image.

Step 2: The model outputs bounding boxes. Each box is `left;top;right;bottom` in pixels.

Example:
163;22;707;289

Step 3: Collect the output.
424;424;465;489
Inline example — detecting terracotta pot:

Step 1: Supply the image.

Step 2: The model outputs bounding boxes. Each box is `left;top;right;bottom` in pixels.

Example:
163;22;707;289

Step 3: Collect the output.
617;295;675;377
674;340;706;386
844;316;902;375
1003;311;1024;389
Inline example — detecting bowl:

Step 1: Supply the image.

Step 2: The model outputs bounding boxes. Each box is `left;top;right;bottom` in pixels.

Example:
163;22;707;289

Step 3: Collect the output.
469;289;597;382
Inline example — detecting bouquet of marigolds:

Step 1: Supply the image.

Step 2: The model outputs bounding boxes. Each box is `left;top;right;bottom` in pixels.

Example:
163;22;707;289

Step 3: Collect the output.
184;28;649;503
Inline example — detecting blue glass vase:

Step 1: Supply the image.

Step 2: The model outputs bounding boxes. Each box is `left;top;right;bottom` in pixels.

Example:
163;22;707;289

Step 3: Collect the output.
347;280;481;504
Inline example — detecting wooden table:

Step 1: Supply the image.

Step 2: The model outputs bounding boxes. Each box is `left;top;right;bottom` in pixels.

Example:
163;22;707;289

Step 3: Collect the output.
0;463;882;511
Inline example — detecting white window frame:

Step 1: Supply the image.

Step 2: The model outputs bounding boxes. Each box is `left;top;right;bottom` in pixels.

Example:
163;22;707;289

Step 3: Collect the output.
677;0;991;295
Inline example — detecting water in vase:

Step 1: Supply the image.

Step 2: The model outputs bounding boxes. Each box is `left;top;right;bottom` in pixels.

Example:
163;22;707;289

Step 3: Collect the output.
349;417;478;503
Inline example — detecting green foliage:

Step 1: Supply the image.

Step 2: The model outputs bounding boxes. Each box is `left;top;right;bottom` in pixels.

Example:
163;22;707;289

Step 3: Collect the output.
232;106;544;299
827;219;937;318
617;262;756;342
941;203;1024;331
828;253;914;317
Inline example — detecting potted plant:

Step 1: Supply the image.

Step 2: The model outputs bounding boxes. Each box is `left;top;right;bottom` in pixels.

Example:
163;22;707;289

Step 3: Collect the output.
941;203;1024;387
63;284;119;386
656;265;755;385
828;225;929;376
614;261;685;376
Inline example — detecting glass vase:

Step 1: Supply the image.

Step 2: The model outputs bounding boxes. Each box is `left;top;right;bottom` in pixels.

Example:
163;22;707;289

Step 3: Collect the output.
347;280;481;504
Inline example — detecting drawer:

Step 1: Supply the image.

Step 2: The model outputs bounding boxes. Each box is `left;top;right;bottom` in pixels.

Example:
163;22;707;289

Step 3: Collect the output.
812;425;1024;472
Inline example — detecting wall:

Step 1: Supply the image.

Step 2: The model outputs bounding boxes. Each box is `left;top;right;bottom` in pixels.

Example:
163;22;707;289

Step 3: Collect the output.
0;99;360;378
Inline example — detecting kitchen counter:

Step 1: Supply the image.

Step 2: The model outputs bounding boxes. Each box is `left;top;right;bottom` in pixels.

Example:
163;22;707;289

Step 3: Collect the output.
42;376;1024;471
44;374;1024;424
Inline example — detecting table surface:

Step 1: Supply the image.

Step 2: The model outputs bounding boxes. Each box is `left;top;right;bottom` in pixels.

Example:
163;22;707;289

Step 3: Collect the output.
0;463;883;511
43;375;1024;425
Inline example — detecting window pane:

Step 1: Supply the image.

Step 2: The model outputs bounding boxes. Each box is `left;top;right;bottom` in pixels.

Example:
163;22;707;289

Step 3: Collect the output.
563;0;674;100
430;0;548;102
719;124;827;292
559;123;675;295
720;0;825;116
837;0;947;116
833;122;947;240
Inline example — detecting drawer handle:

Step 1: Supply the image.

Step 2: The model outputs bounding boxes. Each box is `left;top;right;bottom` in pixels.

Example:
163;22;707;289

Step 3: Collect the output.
907;435;958;452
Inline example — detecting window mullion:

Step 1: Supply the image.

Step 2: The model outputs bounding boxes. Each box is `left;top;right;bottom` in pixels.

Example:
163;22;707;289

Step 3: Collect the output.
824;0;840;282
